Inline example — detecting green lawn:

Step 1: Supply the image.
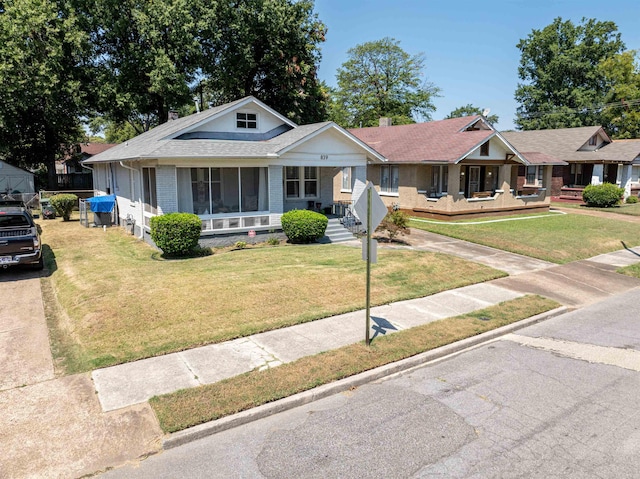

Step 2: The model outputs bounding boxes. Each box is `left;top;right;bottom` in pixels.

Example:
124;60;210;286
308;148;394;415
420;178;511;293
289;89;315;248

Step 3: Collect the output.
410;212;640;264
552;201;640;217
40;218;506;373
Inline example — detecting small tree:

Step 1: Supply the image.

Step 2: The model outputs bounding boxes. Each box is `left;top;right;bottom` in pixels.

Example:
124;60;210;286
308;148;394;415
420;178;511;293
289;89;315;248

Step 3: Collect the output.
49;193;78;221
582;183;624;207
150;213;202;256
376;210;410;241
281;210;328;243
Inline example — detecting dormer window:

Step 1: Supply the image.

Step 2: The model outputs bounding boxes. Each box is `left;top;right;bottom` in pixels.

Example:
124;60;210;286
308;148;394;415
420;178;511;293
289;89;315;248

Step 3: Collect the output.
480;141;489;156
588;135;597;146
237;112;257;129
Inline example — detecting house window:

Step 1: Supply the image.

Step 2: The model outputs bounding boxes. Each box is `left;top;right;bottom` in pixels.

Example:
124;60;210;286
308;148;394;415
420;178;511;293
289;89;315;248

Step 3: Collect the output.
142;167;157;214
525;166;544;187
285;166;319;199
570;164;584;186
236;112;257;129
341;167;352;192
485;166;500;190
430;165;448;196
588;135;597;146
177;167;268;215
480;142;490;156
380;165;399;194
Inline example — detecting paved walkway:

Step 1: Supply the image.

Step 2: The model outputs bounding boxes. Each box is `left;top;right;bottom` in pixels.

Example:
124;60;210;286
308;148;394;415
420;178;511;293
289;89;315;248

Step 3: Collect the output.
91;238;640;413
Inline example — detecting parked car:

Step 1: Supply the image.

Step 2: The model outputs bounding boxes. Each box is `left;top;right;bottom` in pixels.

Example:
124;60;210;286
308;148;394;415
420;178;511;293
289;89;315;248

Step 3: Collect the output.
0;206;43;270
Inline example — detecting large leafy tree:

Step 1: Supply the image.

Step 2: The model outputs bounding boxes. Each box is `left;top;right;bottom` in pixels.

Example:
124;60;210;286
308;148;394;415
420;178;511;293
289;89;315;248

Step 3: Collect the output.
445;104;499;125
515;17;625;130
199;0;328;125
0;0;88;187
79;0;204;135
329;37;439;128
598;51;640;139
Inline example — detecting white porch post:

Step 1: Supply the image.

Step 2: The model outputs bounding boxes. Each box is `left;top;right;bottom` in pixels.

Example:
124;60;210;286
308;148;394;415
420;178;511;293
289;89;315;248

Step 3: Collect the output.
619;163;633;199
591;164;603;185
354;165;366;185
269;165;283;214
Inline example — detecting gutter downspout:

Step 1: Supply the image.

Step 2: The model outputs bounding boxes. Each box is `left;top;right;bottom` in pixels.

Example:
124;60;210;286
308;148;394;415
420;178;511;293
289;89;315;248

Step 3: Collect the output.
119;161;145;239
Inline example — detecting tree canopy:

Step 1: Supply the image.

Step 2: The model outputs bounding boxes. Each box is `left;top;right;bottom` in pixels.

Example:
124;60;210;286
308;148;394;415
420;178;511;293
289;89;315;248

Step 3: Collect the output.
445;104;499;125
514;17;625;131
598;50;640;139
0;0;89;185
329;37;439;128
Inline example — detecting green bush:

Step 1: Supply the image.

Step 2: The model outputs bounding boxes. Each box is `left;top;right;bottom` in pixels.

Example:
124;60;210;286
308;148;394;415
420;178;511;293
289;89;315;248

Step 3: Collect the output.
234;241;247;249
626;195;639;204
49;194;78;221
376;210;410;241
281;209;328;244
582;183;624;208
150;213;202;256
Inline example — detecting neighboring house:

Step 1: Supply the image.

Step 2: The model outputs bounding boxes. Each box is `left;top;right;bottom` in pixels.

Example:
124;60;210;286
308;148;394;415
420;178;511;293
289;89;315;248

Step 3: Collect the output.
56;143;117;190
503;127;640;200
82;96;384;239
0;159;35;195
347;116;565;220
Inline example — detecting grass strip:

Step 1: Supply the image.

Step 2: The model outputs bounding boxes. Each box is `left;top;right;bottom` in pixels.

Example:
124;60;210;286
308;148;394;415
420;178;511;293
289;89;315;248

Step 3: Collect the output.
150;295;559;433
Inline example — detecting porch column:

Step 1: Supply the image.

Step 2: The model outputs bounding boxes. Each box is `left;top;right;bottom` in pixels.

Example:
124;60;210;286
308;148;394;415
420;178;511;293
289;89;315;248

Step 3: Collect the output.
448;164;462;198
499;164;512;192
269;165;283;214
354;165;367;185
591;164;603;185
156;165;177;214
619;163;633;199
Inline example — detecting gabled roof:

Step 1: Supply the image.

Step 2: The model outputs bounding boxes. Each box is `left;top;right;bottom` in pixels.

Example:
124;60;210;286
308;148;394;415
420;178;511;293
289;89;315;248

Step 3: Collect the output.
599;139;640;163
502;126;615;164
349;116;509;164
80;143;118;156
83;97;385;164
519;152;568;166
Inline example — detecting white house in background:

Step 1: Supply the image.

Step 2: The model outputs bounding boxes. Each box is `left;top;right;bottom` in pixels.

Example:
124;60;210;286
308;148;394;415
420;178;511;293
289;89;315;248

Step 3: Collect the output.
0;159;35;195
82;96;384;239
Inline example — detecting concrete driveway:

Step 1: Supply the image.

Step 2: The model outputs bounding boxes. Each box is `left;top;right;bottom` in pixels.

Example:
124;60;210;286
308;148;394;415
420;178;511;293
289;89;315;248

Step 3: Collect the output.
0;269;163;479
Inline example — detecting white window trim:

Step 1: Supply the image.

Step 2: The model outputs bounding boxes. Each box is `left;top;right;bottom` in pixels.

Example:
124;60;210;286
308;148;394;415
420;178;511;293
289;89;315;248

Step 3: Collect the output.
524;165;544;187
285;166;319;200
236;111;258;130
380;165;399;195
341;167;352;192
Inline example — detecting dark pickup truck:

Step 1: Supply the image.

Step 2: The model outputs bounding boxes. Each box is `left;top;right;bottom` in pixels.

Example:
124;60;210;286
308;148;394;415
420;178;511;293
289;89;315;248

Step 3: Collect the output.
0;206;43;270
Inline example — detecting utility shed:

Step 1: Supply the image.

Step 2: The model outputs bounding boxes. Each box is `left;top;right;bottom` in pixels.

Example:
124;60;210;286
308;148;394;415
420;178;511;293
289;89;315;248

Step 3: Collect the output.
0;160;35;194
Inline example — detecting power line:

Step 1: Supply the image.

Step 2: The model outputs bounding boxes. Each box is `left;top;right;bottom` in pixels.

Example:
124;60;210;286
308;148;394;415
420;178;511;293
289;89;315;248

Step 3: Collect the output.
520;98;640;119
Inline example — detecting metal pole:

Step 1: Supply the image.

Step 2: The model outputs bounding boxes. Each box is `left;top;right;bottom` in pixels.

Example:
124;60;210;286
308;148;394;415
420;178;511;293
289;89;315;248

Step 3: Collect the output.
365;186;372;346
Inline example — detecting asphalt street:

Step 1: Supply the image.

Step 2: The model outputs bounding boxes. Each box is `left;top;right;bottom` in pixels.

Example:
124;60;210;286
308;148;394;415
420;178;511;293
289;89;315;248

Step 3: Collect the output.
100;287;640;478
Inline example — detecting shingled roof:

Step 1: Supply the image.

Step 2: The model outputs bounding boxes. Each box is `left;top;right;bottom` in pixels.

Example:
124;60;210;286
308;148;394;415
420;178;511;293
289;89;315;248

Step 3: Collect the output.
349;116;499;163
501;126;637;164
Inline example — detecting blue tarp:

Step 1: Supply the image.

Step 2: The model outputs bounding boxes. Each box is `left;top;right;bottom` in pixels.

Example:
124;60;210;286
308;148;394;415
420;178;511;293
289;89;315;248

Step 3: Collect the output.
86;195;116;213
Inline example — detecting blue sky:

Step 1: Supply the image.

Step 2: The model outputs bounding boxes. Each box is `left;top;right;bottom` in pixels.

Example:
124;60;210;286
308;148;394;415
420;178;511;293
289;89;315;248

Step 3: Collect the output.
313;0;640;130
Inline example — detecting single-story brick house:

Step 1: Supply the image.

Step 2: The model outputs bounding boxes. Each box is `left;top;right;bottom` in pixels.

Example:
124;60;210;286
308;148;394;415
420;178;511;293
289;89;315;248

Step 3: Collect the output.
503;127;640;201
345;116;566;220
82;96;384;239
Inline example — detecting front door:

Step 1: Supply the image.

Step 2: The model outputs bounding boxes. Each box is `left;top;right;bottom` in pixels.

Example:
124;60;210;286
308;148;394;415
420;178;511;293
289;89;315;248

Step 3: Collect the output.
469;166;481;195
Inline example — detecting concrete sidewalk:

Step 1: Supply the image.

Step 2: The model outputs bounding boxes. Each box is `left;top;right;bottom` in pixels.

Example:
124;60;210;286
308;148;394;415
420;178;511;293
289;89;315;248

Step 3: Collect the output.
91;242;640;413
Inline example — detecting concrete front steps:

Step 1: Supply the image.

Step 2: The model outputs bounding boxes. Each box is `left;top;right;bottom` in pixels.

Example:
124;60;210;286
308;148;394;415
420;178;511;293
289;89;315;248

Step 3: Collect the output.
319;217;357;243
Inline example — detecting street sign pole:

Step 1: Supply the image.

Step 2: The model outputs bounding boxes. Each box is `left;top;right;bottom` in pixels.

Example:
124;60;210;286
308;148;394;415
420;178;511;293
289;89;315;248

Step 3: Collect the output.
365;187;372;346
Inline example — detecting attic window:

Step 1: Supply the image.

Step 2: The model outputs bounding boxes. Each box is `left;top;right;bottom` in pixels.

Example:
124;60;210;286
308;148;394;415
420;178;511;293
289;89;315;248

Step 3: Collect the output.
480;142;489;156
588;135;597;146
237;112;257;129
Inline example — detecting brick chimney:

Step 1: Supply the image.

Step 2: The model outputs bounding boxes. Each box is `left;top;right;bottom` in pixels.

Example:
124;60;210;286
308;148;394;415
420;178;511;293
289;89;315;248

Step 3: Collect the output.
379;117;392;127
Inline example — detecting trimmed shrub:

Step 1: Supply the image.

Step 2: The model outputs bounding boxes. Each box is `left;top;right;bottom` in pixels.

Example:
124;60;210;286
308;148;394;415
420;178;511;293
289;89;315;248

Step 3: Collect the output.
150;213;202;256
626;195;639;204
376;210;410;241
582;183;624;208
281;209;328;244
49;194;78;221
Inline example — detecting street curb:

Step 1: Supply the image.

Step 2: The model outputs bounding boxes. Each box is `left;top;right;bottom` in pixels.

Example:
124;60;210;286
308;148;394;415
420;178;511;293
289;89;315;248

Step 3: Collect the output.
163;305;569;450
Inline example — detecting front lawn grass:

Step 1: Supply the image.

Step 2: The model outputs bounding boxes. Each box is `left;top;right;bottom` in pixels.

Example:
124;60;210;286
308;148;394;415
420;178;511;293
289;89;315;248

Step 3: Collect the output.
410;213;640;264
150;295;559;433
40;218;506;374
552;201;640;217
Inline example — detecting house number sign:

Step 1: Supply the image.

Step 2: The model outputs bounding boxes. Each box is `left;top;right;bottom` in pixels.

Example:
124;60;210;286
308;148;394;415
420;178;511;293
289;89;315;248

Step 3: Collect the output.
320;154;328;160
